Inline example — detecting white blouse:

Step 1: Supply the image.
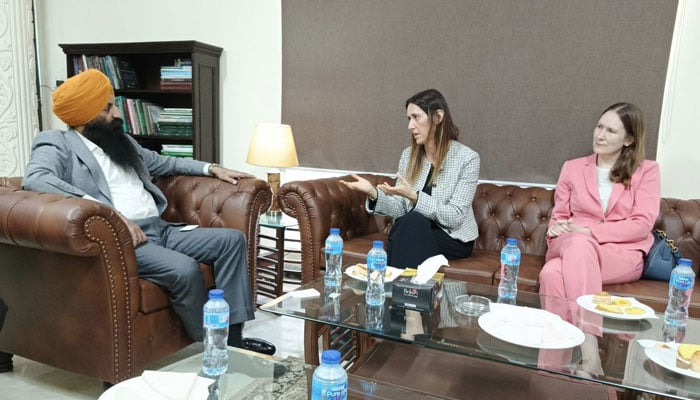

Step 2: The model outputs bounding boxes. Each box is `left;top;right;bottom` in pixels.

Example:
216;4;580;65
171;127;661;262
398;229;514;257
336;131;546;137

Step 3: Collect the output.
597;167;614;213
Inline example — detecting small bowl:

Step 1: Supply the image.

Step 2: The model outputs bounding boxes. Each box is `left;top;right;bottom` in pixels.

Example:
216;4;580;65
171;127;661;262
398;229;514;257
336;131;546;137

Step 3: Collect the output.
455;295;491;317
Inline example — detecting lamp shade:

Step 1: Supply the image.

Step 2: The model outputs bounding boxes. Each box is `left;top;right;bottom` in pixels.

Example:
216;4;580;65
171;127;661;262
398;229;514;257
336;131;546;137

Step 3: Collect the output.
246;123;299;168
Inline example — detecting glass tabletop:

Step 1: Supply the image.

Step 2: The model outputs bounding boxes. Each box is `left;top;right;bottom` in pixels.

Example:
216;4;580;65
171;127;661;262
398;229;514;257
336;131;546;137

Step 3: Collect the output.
258;212;298;229
159;347;446;399
260;276;700;399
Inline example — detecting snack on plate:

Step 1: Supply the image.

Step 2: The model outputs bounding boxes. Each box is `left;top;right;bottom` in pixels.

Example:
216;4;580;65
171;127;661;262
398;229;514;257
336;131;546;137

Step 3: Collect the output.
623;306;645;315
612;298;632;307
676;344;700;372
592;291;613;304
351;263;393;279
595;303;623;314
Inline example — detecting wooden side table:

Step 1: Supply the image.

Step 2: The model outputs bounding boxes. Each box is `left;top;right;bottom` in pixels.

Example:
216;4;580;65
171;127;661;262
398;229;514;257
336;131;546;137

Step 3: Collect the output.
256;213;301;304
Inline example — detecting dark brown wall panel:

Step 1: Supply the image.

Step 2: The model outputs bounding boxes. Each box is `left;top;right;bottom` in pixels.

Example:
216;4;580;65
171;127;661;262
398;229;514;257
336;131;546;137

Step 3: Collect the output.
282;0;677;183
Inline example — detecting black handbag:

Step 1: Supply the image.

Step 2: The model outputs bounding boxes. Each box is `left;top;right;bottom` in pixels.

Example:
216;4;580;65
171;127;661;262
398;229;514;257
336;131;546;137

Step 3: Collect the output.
641;229;683;281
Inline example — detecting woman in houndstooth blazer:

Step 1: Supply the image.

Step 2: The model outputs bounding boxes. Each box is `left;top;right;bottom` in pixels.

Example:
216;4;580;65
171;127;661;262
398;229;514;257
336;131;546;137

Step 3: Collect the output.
341;89;480;268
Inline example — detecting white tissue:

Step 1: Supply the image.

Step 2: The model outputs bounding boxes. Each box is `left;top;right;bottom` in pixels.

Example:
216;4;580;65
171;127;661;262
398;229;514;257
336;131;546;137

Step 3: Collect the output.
113;371;214;400
412;254;448;284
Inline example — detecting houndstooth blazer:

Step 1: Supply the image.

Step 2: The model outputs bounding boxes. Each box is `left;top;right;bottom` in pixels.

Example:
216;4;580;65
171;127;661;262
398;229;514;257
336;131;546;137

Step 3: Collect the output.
368;140;480;243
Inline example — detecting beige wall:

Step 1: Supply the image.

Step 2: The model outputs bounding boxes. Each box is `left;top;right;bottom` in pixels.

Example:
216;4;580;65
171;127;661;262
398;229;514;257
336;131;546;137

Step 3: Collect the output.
34;0;699;198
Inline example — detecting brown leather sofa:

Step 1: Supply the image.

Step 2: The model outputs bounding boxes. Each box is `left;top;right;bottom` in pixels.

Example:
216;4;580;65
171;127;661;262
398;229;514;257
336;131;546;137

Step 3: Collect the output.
279;174;700;317
0;175;271;384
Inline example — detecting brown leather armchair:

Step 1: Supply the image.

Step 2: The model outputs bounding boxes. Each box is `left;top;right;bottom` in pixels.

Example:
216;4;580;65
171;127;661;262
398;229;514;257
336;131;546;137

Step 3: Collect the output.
0;175;271;384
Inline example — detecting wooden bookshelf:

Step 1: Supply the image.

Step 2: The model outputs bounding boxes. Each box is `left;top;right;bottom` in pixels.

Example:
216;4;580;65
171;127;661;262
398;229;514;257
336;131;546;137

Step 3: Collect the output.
60;41;222;163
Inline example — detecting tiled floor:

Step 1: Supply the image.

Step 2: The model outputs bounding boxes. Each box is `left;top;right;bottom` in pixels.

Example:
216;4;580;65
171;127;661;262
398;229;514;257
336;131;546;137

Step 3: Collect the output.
0;311;305;400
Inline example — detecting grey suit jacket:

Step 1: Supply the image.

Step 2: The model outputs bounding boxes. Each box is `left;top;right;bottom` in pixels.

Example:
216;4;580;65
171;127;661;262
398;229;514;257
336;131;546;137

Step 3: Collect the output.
369;140;480;243
22;129;207;215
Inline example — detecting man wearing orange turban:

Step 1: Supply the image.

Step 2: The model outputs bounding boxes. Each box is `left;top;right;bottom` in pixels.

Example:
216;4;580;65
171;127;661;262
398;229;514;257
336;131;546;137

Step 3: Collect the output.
21;69;275;355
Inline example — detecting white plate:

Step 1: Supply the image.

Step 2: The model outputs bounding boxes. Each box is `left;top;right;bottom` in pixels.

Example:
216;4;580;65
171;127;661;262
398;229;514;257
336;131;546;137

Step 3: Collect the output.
478;303;585;349
576;294;658;320
344;264;403;283
644;343;700;380
99;374;214;400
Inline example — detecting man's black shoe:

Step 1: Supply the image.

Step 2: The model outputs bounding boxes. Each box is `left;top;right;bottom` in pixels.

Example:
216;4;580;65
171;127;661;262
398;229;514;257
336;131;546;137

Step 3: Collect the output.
242;338;276;355
0;351;13;373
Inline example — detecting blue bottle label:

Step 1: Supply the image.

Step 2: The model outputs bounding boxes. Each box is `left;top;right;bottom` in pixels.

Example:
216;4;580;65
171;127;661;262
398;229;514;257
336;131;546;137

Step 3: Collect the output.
671;273;694;291
312;382;347;400
204;313;229;328
500;252;520;265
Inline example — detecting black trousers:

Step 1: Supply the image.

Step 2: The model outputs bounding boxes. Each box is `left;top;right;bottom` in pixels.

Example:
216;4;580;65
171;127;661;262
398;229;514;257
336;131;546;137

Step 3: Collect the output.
387;211;474;269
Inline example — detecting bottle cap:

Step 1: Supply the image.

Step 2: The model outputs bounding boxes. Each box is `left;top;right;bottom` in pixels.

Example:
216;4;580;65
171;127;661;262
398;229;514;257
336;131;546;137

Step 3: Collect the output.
321;349;341;364
208;289;224;299
330;227;340;235
372;240;384;248
506;238;517;245
678;258;692;267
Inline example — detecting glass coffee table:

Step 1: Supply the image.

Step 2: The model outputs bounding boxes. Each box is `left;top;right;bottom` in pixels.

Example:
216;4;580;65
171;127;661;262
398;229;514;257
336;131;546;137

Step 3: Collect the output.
102;346;446;399
260;277;700;399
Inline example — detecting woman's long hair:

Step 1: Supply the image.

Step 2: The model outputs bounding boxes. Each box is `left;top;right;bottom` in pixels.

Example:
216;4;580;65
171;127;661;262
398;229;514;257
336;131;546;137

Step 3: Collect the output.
404;89;459;186
603;102;645;188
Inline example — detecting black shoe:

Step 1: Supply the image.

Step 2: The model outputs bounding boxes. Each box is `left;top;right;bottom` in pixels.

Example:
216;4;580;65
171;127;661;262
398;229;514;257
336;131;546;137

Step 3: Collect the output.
242;338;276;355
0;351;13;373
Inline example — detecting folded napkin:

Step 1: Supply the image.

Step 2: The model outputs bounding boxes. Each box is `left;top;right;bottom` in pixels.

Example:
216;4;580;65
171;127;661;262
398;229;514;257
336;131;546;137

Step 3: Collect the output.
412;254;448;284
114;371;214;400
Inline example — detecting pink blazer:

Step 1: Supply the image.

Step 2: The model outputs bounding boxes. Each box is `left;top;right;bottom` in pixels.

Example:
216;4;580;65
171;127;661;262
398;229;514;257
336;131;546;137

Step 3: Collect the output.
548;154;660;254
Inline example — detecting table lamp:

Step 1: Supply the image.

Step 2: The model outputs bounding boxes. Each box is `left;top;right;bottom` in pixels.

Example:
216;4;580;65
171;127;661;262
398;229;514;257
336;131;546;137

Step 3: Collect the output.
246;123;299;214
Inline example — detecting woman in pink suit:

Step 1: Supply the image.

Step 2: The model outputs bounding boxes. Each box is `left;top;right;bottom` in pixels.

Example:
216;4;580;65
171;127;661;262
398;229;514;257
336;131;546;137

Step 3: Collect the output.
538;102;660;375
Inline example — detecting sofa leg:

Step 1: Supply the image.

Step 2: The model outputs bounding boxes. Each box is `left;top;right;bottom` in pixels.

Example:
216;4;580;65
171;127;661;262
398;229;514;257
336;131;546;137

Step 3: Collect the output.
0;351;13;373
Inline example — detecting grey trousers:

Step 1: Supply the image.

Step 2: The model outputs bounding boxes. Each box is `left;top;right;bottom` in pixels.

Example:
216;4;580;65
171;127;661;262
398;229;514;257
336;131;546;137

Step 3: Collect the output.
134;217;255;341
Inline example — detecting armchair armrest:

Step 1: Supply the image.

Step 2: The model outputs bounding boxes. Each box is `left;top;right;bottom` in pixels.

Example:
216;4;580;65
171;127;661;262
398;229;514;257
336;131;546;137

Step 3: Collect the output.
155;175;272;296
278;174;393;284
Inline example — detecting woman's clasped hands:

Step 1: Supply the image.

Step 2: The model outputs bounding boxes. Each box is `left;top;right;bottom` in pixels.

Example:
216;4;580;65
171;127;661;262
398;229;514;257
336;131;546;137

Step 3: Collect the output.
547;219;592;237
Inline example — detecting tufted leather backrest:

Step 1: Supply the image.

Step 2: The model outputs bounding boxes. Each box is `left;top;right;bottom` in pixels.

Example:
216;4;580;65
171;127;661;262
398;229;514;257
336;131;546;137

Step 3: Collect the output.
281;175;700;283
654;198;700;274
472;183;554;256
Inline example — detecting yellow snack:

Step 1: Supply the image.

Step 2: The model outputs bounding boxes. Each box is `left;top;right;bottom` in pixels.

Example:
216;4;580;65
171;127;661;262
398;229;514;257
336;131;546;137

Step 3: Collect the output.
595;303;623;314
623;306;645;315
592;291;612;304
612;298;632;307
676;344;700;372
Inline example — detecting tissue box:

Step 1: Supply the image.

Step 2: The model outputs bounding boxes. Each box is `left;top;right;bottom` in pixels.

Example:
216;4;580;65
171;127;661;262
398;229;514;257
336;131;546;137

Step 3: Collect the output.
388;305;441;337
390;270;444;312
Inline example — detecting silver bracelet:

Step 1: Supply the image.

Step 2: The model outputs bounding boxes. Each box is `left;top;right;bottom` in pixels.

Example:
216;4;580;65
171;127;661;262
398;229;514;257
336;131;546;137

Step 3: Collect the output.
207;163;220;176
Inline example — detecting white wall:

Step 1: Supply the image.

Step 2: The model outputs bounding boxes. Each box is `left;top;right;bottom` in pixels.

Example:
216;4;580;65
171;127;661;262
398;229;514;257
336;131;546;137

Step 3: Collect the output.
35;0;700;198
657;0;700;199
35;0;281;179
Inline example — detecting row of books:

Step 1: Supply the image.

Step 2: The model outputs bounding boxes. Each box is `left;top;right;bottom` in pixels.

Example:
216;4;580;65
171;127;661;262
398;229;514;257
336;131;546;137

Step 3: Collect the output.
160;58;192;90
157;108;193;137
72;55;138;89
160;144;193;159
115;98;193;138
115;96;163;136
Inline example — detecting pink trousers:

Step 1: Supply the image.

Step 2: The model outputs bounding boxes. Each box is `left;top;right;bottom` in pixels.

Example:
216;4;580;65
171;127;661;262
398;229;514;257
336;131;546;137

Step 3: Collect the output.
539;232;643;323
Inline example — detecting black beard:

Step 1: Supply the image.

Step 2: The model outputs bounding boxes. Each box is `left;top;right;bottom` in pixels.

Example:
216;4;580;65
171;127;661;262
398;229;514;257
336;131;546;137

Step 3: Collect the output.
82;118;142;173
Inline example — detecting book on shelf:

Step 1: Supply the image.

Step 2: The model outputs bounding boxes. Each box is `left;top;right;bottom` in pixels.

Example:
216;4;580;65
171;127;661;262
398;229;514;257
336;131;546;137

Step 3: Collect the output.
157;108;193;137
71;55;138;89
117;96;163;136
160;144;193;158
160;58;192;90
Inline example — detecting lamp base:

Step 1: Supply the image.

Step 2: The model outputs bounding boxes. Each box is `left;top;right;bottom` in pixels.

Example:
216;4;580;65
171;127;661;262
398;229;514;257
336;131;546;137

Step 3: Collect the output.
267;170;281;214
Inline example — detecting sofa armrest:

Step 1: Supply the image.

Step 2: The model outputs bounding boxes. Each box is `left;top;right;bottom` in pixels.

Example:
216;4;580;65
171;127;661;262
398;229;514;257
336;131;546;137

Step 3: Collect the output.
0;187;142;380
278;174;393;284
155;175;272;296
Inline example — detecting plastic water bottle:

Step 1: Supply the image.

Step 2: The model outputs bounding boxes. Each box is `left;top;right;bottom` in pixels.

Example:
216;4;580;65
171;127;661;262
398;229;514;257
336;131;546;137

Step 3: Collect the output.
663;258;695;342
325;228;344;287
202;289;229;377
497;238;521;304
322;285;341;322
365;303;384;332
311;349;348;400
365;240;387;306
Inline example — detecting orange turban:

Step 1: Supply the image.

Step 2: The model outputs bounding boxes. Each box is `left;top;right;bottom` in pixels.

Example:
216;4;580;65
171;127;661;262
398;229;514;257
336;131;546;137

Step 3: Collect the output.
52;69;114;127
